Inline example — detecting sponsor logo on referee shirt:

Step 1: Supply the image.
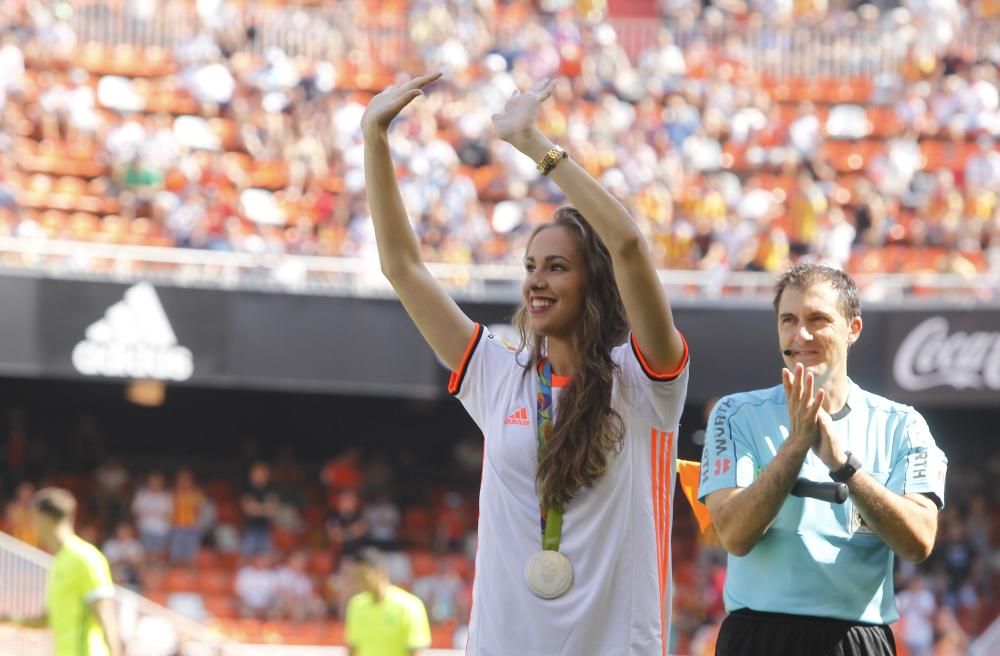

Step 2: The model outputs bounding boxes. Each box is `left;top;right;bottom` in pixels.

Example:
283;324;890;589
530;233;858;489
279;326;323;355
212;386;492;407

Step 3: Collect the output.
893;317;1000;391
851;508;876;536
72;283;194;381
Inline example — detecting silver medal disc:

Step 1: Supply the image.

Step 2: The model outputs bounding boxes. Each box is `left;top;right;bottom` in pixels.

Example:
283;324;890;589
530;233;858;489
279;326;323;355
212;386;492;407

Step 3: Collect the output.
525;550;573;599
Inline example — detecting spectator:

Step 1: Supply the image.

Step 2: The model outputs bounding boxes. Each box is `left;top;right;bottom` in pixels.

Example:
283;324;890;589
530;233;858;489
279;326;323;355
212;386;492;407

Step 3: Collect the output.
4;480;38;546
240;461;279;556
131;470;173;561
965;135;1000;192
897;575;937;656
321;448;363;504
434;492;466;553
273;550;325;621
102;521;145;589
326;489;368;565
412;558;464;623
93;455;131;532
363;489;401;551
235;551;279;619
3;409;28;484
169;467;204;565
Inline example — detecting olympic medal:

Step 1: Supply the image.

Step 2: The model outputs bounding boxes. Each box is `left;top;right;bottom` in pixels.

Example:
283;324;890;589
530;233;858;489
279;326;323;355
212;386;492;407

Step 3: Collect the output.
525;550;573;599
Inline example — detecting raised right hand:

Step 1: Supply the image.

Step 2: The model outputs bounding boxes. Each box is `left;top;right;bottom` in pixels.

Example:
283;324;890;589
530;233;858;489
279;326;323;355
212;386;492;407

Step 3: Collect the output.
361;72;442;137
782;363;826;451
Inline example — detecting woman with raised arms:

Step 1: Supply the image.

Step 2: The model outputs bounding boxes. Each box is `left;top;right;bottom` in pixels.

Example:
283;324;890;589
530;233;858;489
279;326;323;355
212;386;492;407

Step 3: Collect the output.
361;72;689;656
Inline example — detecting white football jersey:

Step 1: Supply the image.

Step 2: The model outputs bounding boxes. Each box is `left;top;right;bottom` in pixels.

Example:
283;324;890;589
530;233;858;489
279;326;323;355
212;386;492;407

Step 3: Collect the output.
449;324;690;656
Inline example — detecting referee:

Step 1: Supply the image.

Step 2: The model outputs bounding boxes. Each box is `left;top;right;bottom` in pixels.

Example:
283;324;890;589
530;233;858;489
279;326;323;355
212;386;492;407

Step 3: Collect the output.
0;487;123;656
699;265;947;656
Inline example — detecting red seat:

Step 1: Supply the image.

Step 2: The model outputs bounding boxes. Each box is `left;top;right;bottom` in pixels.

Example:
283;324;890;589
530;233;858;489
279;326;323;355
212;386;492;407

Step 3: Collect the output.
162;567;198;593
203;593;239;620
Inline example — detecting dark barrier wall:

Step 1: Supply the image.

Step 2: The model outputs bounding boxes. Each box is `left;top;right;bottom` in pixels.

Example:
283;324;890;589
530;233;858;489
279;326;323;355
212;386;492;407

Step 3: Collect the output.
1;275;997;407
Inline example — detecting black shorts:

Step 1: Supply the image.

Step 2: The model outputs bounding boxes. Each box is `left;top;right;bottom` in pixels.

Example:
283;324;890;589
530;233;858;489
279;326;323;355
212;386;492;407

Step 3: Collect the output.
716;608;896;656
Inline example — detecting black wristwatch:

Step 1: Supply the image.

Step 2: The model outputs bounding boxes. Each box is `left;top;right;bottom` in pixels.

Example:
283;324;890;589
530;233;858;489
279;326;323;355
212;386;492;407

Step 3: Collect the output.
830;451;862;483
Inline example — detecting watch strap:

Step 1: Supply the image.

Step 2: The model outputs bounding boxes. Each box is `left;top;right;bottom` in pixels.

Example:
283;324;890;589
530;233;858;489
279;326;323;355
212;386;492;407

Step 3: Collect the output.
830;451;862;483
537;145;568;176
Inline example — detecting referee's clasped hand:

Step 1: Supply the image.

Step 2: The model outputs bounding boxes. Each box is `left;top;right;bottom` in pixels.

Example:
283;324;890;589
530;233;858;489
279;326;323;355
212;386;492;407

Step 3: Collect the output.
782;363;826;450
814;408;848;471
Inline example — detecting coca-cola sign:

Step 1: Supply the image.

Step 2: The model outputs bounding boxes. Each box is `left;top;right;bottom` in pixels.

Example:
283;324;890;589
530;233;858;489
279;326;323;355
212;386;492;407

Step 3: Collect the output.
893;317;1000;391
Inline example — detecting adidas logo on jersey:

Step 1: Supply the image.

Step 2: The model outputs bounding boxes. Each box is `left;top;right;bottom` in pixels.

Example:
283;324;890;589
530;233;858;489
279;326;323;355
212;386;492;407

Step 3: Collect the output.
71;283;194;381
504;407;530;426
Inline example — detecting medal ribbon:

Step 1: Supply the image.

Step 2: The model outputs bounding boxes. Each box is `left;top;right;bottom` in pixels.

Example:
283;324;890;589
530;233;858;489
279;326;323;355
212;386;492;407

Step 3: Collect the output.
537;359;563;552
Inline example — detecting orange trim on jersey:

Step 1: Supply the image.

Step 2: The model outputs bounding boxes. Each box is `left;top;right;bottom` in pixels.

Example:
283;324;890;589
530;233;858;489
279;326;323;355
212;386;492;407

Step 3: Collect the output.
448;323;484;396
651;428;674;656
535;358;572;388
630;331;690;381
551;373;571;388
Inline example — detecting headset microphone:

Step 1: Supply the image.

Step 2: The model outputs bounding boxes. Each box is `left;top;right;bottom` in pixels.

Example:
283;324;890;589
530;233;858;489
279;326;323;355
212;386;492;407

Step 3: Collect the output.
782;349;793;356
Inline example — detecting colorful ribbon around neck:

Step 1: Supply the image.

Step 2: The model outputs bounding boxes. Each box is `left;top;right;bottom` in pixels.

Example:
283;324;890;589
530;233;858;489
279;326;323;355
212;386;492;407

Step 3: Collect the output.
537;359;563;551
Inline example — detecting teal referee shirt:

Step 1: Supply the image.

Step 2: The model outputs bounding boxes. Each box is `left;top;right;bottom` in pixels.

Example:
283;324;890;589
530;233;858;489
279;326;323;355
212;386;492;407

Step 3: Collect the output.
698;381;947;624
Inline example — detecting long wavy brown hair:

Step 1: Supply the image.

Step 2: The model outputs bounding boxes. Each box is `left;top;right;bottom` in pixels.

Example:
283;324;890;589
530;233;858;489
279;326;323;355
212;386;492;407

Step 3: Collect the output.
513;207;630;510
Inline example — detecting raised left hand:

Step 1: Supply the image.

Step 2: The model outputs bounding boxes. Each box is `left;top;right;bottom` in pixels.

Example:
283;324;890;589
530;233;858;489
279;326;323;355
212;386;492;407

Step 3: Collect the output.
491;78;557;150
814;408;847;471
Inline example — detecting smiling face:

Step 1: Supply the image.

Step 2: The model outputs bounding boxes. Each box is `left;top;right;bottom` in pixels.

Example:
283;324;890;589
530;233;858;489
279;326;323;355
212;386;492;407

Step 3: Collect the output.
522;225;588;340
777;281;862;386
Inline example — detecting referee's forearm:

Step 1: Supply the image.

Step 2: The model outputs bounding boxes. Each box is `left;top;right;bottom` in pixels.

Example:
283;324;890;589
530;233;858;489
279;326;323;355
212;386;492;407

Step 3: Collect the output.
712;440;810;556
848;473;938;562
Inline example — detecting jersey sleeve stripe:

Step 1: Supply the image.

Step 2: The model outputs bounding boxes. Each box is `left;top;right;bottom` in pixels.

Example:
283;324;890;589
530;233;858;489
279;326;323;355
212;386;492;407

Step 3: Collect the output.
650;427;662;617
448;323;484;396
660;430;672;656
630;331;689;381
651;428;673;655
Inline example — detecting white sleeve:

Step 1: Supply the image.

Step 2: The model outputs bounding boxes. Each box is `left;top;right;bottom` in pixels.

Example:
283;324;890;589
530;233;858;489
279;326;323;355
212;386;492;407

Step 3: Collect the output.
613;331;690;429
448;323;523;431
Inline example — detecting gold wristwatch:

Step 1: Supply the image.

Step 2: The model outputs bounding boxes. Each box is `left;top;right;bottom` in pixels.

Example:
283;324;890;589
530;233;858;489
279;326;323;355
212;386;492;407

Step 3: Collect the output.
536;145;568;176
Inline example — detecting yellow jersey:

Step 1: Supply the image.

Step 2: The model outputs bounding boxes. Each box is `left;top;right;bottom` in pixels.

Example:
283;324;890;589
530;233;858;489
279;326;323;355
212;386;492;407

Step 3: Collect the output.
345;585;431;656
46;534;116;656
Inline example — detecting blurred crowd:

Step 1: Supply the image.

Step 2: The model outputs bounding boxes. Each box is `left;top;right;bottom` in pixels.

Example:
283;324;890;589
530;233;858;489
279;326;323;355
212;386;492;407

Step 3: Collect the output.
0;406;484;646
1;401;998;653
0;0;996;290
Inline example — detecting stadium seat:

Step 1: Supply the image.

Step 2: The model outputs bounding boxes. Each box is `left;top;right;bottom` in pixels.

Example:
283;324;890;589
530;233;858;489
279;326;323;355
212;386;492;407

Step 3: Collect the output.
202;593;240;620
194;548;220;570
409;551;438;578
162;567;198;593
308;550;333;576
431;621;456;649
197;569;235;596
400;507;433;548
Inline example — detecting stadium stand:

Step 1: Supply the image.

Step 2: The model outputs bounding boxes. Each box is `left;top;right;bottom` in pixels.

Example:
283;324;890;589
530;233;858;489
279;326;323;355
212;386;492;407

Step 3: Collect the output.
0;0;997;284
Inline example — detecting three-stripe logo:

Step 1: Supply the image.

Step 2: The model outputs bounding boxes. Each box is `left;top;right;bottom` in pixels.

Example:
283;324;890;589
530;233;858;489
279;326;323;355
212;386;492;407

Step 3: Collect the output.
504;407;530;426
71;282;194;381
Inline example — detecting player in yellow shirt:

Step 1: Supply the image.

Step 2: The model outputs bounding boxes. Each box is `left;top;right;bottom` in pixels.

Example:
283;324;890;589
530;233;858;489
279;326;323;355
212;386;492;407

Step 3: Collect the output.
345;549;431;656
0;487;122;656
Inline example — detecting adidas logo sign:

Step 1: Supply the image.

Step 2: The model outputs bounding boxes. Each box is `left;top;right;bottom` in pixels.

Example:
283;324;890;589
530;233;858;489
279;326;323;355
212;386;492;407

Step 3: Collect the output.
71;283;194;381
504;407;530;426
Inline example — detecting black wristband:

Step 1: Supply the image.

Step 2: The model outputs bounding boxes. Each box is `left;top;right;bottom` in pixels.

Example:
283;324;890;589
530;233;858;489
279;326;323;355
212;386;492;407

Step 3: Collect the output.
830;451;862;483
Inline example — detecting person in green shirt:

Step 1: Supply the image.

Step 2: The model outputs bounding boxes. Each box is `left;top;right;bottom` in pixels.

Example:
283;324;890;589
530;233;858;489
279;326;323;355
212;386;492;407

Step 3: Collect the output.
345;549;432;656
0;487;123;656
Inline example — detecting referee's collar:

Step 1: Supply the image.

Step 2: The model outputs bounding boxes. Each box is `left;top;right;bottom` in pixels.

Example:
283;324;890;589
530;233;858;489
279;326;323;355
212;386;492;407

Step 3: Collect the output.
828;379;858;421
